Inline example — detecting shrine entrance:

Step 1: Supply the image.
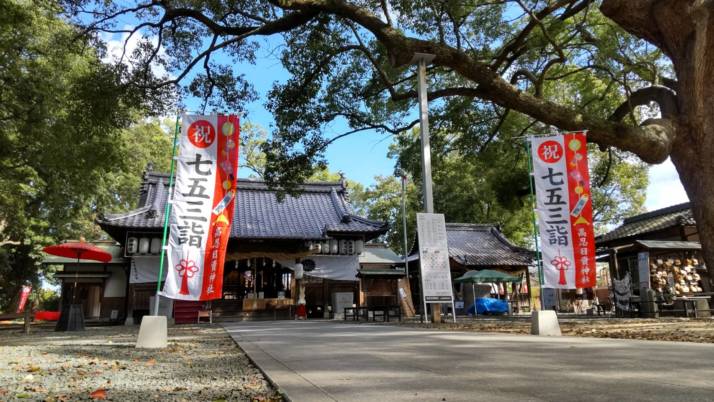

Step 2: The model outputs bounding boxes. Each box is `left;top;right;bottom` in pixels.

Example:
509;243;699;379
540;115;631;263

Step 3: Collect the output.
214;257;294;317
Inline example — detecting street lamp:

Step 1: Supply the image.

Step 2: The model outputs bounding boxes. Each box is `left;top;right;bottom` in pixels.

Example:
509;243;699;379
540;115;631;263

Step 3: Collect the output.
410;52;447;323
411;53;436;214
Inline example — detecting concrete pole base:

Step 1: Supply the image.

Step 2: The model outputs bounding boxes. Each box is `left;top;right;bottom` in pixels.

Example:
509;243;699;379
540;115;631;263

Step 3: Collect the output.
136;315;168;349
531;310;561;336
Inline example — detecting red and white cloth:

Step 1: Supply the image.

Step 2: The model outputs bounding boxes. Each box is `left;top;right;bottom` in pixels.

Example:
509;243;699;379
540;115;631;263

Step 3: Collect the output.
530;132;596;289
162;114;240;300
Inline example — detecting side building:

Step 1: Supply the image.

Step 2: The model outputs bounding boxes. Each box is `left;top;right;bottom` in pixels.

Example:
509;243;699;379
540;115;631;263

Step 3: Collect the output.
597;202;711;316
409;223;534;314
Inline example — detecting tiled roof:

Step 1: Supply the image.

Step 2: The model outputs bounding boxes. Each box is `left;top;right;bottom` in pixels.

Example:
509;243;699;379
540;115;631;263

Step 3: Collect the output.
445;223;534;266
634;240;701;251
410;223;533;267
359;243;403;265
597;202;694;244
98;172;387;241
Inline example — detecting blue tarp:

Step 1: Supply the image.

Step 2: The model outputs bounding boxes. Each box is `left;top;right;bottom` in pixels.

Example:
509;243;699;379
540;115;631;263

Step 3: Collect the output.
467;298;509;315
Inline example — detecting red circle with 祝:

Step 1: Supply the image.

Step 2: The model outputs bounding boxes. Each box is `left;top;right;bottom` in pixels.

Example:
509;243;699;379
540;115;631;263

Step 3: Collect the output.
537;140;563;163
187;120;215;148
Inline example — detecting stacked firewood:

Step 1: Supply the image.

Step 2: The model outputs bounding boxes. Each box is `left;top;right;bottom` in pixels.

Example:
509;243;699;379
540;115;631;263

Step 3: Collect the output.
650;258;704;296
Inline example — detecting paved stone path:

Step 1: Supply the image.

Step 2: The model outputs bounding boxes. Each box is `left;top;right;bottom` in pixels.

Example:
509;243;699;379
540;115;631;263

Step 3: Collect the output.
224;320;714;402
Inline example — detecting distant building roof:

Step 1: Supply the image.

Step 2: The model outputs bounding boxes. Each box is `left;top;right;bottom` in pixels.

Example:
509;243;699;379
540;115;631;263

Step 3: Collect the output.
634;240;701;251
410;223;533;267
359;243;403;265
597;203;694;244
98;172;387;242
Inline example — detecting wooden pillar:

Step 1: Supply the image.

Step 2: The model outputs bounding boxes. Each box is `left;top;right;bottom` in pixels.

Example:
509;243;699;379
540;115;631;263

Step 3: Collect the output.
526;267;534;310
323;277;329;315
359;279;365;307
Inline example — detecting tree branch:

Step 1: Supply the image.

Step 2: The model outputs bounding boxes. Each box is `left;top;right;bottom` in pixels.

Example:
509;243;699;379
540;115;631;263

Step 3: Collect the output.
609;85;679;122
272;0;675;163
322;119;420;148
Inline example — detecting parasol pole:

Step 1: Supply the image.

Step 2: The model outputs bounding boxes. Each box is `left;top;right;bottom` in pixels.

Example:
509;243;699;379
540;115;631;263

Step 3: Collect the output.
72;251;80;304
153;113;181;316
524;139;545;310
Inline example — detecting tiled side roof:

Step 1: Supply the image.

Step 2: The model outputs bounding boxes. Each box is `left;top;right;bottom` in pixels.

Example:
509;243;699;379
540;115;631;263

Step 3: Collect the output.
98;172;387;240
444;223;534;267
407;223;532;266
359;244;403;264
597;202;694;244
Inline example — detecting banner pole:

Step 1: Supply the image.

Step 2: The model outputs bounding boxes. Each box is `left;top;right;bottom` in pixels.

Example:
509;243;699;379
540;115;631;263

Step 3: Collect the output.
153;113;181;316
524;139;545;310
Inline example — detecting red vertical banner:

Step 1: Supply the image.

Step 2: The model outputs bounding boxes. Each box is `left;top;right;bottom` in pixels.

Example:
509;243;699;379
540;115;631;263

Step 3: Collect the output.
200;115;240;299
563;132;596;288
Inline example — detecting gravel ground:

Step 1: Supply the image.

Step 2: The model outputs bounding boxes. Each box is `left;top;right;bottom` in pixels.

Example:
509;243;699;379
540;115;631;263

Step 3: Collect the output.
0;324;282;401
368;316;714;343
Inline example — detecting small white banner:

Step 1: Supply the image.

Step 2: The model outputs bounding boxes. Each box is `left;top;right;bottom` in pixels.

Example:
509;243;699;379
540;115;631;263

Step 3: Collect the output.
417;213;454;303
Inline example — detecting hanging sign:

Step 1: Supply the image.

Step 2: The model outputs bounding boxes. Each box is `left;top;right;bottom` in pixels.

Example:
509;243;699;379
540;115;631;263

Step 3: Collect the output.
162;114;240;300
530;132;596;289
416;213;455;302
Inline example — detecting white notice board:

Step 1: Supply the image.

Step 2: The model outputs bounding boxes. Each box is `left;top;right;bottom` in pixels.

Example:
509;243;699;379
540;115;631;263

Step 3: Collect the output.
637;252;650;291
417;213;454;303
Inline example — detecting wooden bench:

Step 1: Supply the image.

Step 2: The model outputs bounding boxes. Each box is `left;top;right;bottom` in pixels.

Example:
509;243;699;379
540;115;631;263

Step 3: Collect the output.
344;306;401;322
197;309;212;324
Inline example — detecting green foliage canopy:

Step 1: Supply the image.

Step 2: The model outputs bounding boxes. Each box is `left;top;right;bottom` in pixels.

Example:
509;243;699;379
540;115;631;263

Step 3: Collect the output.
0;0;172;310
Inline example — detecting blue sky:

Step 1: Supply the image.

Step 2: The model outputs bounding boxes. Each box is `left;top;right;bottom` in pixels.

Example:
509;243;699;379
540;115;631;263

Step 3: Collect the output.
182;36;398;186
103;29;688;212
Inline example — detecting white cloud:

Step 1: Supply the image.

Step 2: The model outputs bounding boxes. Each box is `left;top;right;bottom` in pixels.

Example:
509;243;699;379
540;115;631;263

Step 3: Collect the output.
100;26;168;77
645;158;689;211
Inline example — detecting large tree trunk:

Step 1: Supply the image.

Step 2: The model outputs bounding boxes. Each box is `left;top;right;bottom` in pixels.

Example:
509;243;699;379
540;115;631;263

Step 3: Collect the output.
664;0;714;275
673;146;714;274
603;0;714;273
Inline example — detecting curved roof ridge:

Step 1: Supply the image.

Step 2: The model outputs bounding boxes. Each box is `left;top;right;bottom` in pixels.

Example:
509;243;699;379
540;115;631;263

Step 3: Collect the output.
349;214;388;228
102;204;153;221
490;226;532;254
143;171;344;190
623;202;691;225
446;222;498;230
329;187;349;222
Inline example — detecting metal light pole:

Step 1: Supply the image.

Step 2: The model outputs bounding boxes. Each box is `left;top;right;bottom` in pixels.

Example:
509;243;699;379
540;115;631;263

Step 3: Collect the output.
414;53;435;213
411;52;441;323
400;173;409;279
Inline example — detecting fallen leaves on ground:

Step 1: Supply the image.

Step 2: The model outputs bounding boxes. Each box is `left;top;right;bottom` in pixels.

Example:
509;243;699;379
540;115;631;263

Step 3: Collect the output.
0;325;283;401
89;388;107;400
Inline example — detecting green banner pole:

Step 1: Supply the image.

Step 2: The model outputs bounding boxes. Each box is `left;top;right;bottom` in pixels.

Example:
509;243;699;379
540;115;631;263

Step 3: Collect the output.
525;139;545;310
153;113;181;316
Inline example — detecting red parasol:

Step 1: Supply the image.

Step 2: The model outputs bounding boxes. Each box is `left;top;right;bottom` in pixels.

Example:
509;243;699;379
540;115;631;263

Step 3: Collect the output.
43;242;112;263
43;241;113;309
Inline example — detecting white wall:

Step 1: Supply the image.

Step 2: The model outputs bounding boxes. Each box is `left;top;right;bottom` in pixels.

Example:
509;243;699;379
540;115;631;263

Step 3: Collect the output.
104;266;127;298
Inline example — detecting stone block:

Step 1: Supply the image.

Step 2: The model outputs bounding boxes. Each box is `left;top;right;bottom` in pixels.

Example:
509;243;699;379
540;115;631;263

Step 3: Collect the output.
531;310;561;336
136;315;167;349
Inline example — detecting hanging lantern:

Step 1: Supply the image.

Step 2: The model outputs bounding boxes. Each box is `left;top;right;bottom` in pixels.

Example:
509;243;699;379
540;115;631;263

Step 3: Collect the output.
354;240;364;255
294;263;304;279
